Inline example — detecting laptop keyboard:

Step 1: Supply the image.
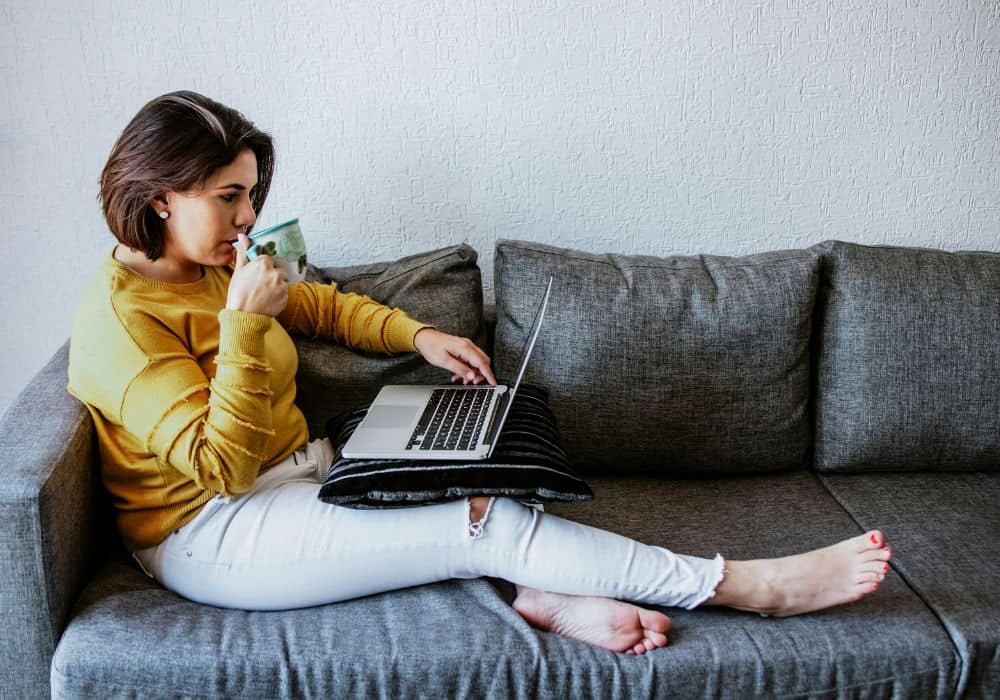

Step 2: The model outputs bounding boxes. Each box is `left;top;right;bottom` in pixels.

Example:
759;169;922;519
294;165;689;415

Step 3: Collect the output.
406;387;494;451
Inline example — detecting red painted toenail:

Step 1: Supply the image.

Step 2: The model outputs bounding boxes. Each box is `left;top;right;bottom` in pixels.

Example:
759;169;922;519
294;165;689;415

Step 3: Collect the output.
872;582;878;590
871;533;878;544
883;563;889;571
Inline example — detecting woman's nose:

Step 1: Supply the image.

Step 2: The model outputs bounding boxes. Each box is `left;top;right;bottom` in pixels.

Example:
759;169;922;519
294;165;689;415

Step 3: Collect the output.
238;199;256;228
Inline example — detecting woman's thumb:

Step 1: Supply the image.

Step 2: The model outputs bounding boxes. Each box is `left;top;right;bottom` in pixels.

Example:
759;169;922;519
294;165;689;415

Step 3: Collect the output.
233;233;251;268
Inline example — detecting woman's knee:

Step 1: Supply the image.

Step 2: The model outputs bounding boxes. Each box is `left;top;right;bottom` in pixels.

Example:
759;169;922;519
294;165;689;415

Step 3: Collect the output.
468;496;492;523
464;496;541;541
466;496;496;538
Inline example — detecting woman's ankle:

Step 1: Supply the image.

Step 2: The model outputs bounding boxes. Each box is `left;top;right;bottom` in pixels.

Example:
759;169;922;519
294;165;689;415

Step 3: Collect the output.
704;559;780;613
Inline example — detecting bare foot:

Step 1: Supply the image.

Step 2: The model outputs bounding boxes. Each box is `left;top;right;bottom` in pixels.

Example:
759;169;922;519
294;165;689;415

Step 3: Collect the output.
709;530;893;617
512;586;671;654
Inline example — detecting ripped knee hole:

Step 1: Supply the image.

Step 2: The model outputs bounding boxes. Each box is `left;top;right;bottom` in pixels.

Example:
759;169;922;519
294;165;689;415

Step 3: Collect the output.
467;496;495;538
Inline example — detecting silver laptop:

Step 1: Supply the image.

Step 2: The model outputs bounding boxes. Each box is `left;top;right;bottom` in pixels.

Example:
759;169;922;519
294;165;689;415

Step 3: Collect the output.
340;277;553;460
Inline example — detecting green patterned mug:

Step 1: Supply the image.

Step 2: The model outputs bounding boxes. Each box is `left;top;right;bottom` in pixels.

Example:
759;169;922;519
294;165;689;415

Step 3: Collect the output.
234;218;308;284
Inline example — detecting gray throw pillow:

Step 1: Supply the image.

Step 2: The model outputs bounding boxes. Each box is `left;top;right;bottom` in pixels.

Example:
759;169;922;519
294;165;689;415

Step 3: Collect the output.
494;239;820;476
811;240;1000;472
293;244;486;438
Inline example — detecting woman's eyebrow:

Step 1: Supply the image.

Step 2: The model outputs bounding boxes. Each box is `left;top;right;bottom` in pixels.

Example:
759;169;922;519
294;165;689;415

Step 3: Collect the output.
215;182;258;190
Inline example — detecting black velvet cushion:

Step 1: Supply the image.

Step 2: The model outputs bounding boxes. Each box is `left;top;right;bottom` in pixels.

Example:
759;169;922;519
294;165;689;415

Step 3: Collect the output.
318;385;593;508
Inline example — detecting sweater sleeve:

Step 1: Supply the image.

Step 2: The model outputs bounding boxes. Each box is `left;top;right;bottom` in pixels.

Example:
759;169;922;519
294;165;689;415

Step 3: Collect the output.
276;280;433;353
119;309;275;496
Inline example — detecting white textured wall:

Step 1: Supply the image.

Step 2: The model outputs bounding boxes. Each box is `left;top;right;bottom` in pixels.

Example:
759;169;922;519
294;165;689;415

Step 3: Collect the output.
2;1;999;413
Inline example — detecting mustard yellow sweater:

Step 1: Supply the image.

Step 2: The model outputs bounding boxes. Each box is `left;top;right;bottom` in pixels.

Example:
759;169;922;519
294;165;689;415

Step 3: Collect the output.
67;249;431;552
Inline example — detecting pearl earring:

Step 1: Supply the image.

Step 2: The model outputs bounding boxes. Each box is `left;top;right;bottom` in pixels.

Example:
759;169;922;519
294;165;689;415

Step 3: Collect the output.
159;211;169;220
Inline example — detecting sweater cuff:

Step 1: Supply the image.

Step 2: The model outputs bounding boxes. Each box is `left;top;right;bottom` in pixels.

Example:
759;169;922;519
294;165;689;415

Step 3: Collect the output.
388;317;436;354
218;309;272;359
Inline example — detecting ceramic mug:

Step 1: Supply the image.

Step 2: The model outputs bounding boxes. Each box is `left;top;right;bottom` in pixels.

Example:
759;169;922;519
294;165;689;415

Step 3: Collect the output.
234;218;308;284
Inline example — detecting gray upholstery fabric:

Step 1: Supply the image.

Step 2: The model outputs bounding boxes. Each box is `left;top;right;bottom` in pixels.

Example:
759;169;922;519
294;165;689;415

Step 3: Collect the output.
52;471;959;699
0;341;110;700
811;240;1000;472
10;241;997;698
295;243;486;439
818;471;1000;699
494;239;820;475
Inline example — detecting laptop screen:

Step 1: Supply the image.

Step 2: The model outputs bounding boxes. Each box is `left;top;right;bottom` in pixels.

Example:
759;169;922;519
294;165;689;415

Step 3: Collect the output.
484;276;554;447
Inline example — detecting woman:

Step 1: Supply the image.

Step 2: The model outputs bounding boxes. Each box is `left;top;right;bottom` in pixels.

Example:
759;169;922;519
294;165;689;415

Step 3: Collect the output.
68;91;892;657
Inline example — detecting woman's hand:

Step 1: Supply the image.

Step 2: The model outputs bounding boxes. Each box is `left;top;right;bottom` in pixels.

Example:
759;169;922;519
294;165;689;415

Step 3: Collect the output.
226;232;289;316
413;328;497;386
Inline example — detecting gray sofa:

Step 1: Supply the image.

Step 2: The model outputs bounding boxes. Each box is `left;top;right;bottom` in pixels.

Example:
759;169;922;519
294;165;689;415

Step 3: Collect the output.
2;238;997;699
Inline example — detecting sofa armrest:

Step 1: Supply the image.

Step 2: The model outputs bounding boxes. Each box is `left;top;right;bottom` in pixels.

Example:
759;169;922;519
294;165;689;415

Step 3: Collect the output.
0;340;106;699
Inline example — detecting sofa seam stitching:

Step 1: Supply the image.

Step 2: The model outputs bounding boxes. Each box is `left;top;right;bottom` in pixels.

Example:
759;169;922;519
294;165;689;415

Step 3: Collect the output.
496;243;814;271
810;470;969;700
330;248;470;291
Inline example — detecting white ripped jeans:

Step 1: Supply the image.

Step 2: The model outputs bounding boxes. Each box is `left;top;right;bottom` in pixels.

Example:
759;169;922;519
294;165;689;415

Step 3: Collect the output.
134;437;726;612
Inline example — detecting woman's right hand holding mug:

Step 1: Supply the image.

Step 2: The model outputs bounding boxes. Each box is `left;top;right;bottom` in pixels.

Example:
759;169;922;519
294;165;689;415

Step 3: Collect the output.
226;232;289;316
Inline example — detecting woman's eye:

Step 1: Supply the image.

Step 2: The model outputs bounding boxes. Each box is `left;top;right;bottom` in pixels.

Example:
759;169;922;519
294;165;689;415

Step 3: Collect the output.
221;194;238;202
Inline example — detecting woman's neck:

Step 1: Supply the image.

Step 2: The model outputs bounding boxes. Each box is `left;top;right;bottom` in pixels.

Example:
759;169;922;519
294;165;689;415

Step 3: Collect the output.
113;245;204;284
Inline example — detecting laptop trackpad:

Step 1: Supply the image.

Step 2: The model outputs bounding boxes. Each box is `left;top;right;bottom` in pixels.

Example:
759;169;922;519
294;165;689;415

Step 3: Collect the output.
364;404;419;429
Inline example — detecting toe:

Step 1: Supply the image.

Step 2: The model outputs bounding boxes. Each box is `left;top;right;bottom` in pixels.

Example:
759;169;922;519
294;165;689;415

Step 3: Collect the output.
632;641;647;654
861;530;884;550
642;638;656;652
862;560;889;575
850;582;872;601
863;547;892;563
645;629;668;648
858;570;887;584
637;608;671;634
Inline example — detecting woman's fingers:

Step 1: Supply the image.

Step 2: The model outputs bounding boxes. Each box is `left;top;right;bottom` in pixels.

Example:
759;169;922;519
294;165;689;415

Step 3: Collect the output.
415;329;497;385
450;340;496;386
440;354;480;384
233;233;251;268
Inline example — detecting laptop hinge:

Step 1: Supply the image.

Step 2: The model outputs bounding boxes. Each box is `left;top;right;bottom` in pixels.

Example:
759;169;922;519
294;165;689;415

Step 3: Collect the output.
483;386;510;448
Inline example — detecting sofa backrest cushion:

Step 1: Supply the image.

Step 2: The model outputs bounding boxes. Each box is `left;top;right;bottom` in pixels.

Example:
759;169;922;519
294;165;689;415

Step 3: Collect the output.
294;244;486;439
493;239;820;476
811;240;1000;472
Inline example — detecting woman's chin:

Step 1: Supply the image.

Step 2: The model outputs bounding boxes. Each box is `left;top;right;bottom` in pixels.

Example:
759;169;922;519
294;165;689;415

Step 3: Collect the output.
212;245;237;264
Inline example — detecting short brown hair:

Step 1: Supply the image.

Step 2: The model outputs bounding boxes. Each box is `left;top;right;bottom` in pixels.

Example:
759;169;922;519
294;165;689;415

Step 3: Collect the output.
99;91;275;260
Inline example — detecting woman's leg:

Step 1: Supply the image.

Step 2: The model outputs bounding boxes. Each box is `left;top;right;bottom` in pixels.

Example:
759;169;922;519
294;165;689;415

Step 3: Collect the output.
134;438;891;655
702;530;893;616
134;440;725;611
508;528;893;655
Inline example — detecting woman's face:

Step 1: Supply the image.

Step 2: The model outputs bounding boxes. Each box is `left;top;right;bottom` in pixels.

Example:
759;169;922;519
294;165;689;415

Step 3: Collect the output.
155;148;259;268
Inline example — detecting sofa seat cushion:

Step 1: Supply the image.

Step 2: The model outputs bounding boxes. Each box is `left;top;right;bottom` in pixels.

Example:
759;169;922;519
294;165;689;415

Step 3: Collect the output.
818;471;1000;697
493;239;820;476
810;240;1000;472
294;243;486;439
545;470;964;698
54;471;961;698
